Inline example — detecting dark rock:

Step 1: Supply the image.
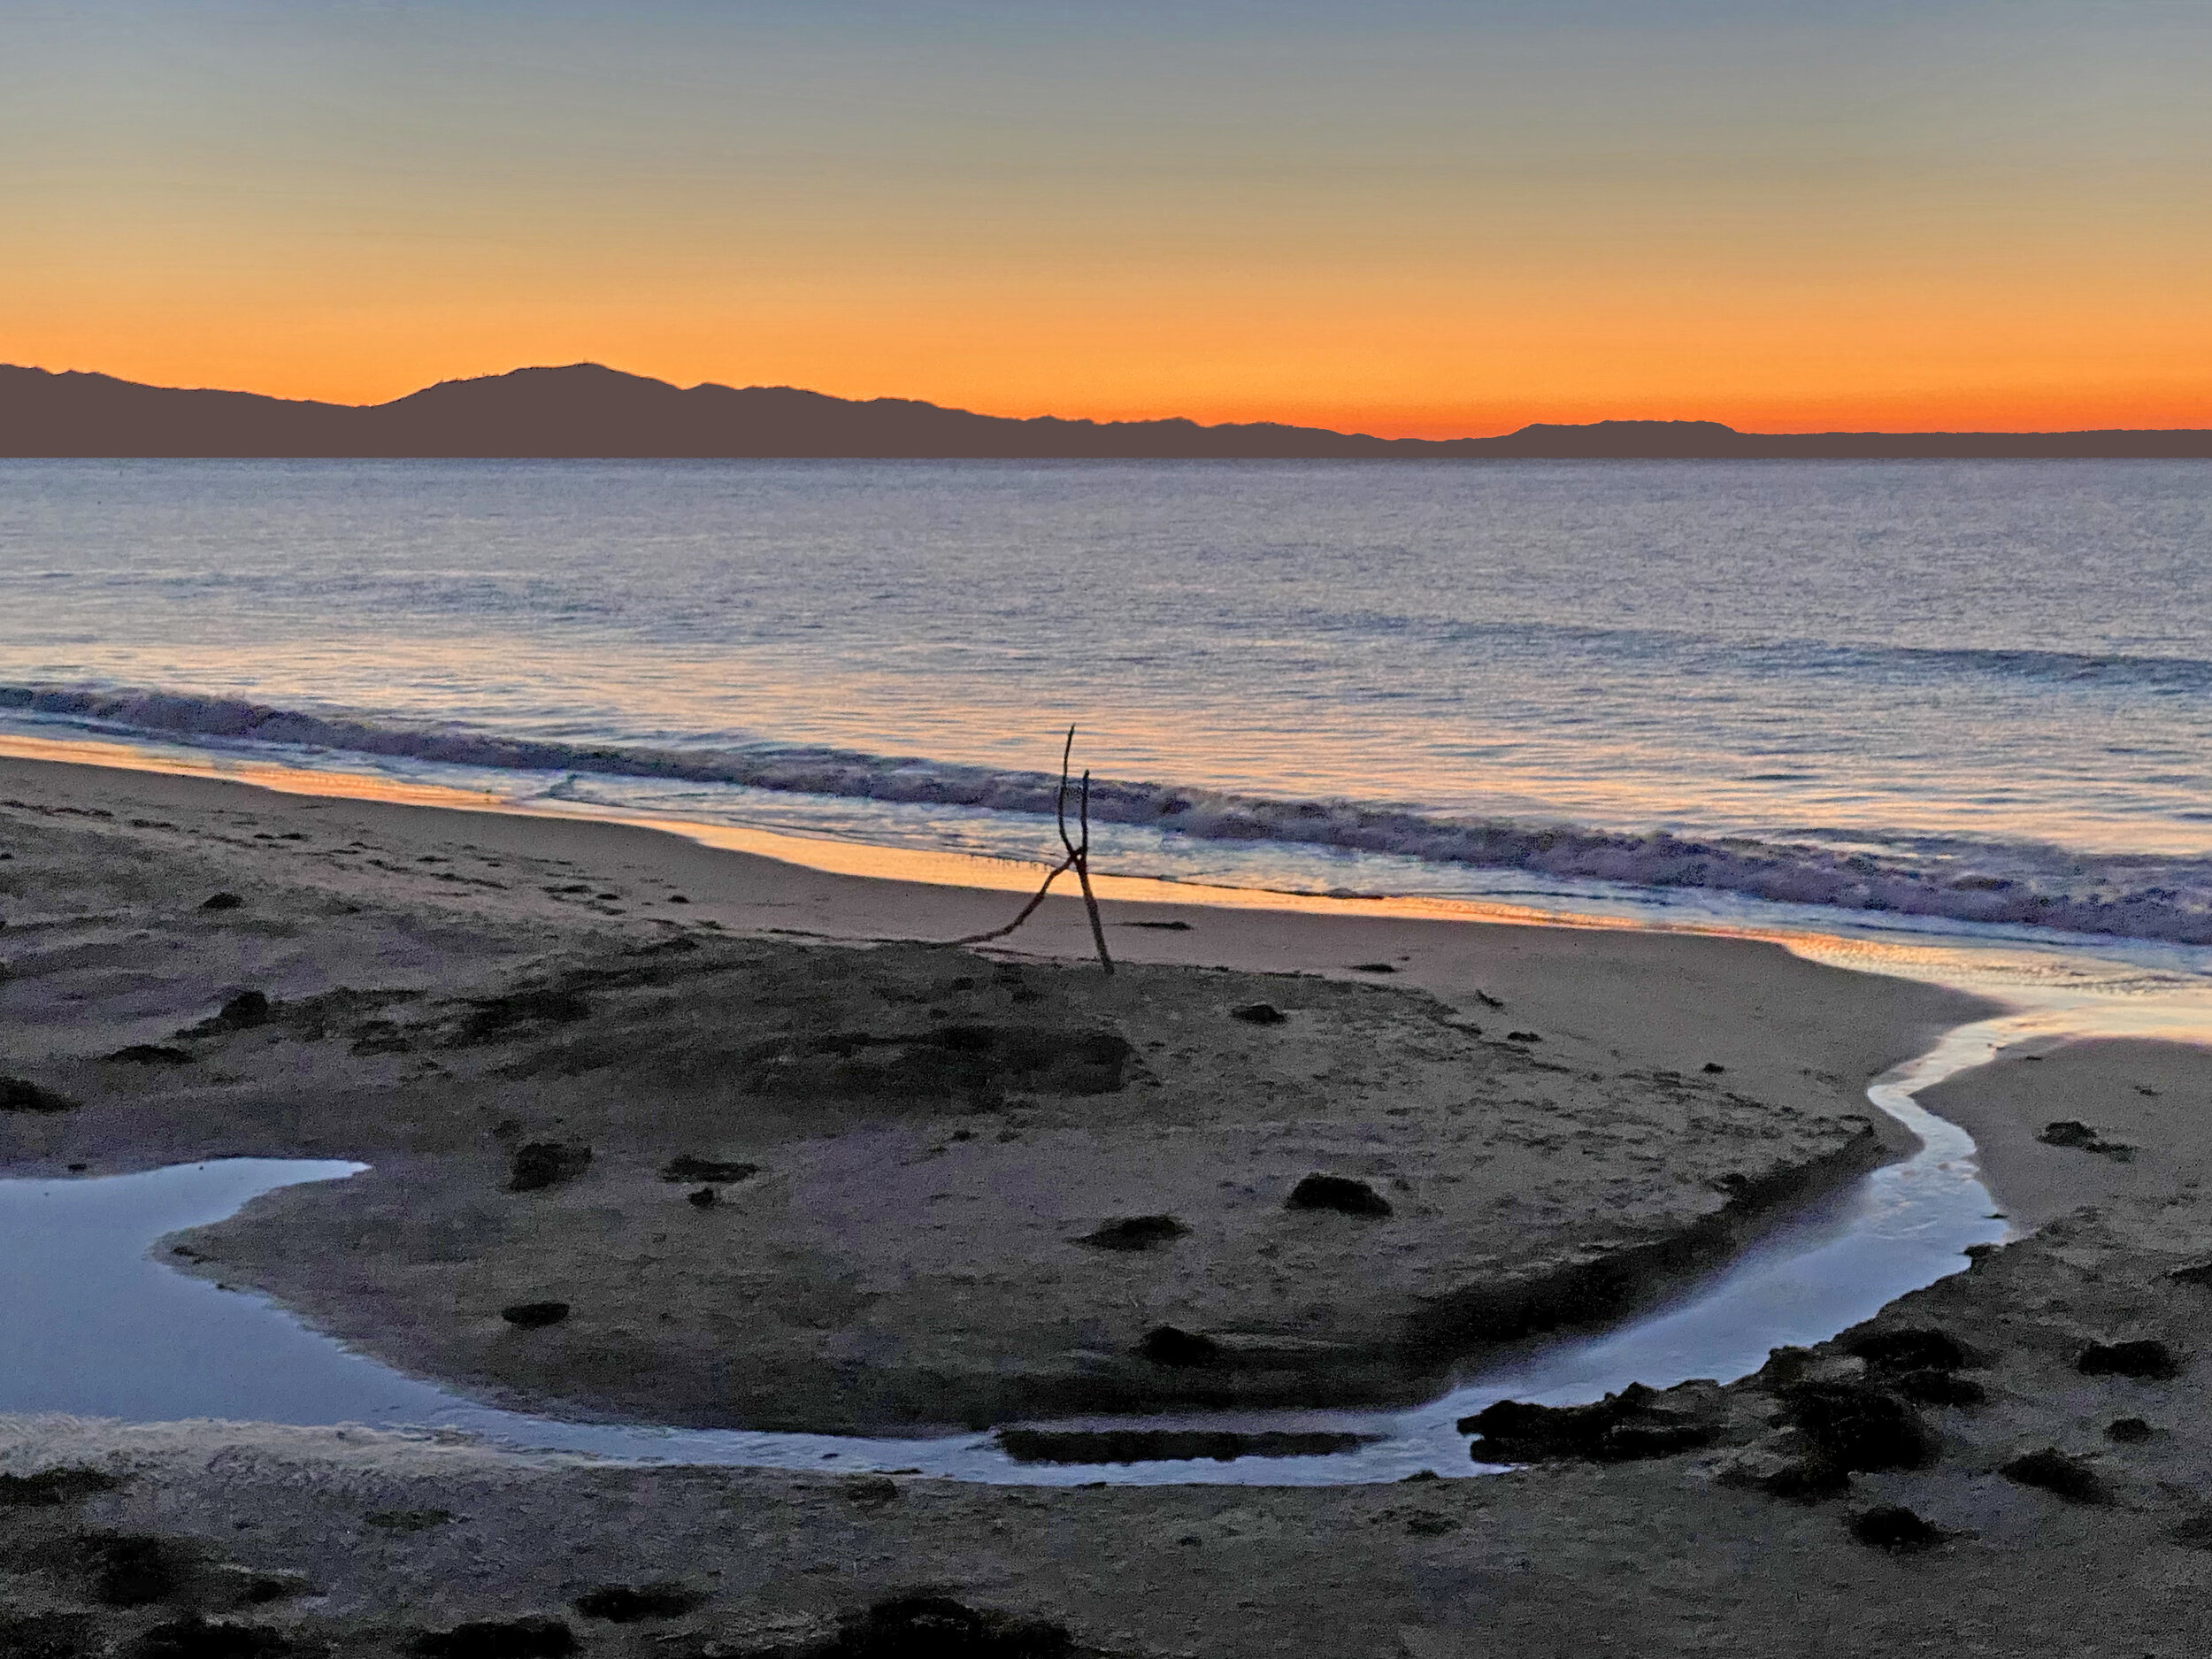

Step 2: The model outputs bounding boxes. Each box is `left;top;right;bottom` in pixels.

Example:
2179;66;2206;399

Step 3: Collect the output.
1462;1384;1718;1464
2036;1119;2130;1156
1286;1173;1393;1217
686;1186;718;1209
0;1613;95;1659
660;1155;760;1184
180;993;274;1040
500;1301;571;1329
2078;1339;2180;1379
219;992;269;1026
844;1477;901;1507
817;1594;1073;1659
0;1075;77;1112
1405;1514;1460;1535
1780;1382;1933;1471
1762;1458;1852;1502
1892;1369;1987;1408
199;893;243;911
1461;1399;1590;1460
507;1141;591;1192
0;1465;122;1506
1851;1505;1943;1553
572;1581;703;1622
457;987;591;1043
2001;1448;2108;1503
210;993;271;1032
1843;1326;1970;1374
1228;1002;1286;1025
412;1617;576;1658
2106;1417;2153;1443
1349;962;1397;973
1136;1325;1219;1367
104;1045;195;1066
1701;1062;1726;1073
127;1617;298;1659
2168;1259;2212;1287
997;1428;1372;1464
1506;1031;1543;1042
1118;919;1191;930
1077;1214;1188;1251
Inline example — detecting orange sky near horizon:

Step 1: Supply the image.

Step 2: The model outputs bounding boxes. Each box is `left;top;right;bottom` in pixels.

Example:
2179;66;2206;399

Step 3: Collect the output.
5;2;2208;438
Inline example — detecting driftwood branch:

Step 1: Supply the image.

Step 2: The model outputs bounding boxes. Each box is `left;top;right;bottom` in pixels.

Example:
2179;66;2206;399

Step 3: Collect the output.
1072;767;1113;973
945;852;1075;947
945;725;1114;972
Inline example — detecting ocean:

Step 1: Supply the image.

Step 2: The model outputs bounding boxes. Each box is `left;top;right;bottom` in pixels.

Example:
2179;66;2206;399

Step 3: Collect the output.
4;457;2209;952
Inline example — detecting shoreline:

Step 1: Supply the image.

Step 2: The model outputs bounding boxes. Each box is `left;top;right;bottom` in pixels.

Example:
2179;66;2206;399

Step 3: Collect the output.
0;747;2001;1090
12;708;2212;951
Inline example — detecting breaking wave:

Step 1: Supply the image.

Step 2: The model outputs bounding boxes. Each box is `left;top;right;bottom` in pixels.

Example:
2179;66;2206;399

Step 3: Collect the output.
10;681;2212;946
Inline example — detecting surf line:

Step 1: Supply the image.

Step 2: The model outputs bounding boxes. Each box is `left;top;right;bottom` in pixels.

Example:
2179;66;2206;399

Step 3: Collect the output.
2;1015;2036;1487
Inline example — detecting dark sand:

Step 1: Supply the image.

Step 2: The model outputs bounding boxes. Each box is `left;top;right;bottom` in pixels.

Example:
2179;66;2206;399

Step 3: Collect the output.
0;754;1985;1430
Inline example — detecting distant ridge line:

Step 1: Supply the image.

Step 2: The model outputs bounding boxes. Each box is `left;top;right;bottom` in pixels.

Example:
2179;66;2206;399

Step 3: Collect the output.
3;363;2208;459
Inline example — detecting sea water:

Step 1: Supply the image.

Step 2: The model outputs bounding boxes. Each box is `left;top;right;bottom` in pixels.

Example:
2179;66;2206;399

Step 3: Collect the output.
3;457;2208;944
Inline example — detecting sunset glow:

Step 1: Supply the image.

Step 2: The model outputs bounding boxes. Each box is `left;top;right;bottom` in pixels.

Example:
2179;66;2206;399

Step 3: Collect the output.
7;2;2210;434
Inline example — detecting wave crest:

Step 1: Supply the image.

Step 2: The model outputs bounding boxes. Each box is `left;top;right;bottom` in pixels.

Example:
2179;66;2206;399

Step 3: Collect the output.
8;682;2212;946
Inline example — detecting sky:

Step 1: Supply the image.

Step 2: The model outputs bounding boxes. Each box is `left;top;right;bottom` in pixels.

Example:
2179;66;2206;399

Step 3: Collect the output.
4;1;2209;436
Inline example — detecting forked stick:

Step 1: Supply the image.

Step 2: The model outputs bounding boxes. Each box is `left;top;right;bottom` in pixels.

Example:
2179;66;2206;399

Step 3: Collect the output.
945;726;1114;972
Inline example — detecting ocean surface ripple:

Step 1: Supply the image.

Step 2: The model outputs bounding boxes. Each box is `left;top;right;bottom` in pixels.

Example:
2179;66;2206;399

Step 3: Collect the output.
4;457;2208;945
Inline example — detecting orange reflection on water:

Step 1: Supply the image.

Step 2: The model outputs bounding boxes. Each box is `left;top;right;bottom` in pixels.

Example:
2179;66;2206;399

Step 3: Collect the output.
0;733;512;812
7;731;2211;1047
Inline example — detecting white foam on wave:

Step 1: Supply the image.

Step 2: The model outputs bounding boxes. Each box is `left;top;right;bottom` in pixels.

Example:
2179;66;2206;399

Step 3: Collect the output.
9;680;2212;946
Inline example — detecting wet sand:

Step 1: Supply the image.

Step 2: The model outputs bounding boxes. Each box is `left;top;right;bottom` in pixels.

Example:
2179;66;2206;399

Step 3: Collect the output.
0;753;1989;1432
1922;1038;2212;1231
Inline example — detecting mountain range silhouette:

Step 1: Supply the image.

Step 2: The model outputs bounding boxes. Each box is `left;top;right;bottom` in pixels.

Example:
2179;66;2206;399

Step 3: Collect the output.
4;363;2207;458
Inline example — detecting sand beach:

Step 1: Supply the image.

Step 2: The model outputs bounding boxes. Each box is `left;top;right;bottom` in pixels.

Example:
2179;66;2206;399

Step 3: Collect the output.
4;752;2211;1656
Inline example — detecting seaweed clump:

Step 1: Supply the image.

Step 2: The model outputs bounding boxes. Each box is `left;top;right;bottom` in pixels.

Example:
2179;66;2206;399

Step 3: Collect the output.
1462;1383;1719;1463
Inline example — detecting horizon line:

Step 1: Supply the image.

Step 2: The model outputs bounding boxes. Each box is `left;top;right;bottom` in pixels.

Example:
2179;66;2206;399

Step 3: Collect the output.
12;360;2211;444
